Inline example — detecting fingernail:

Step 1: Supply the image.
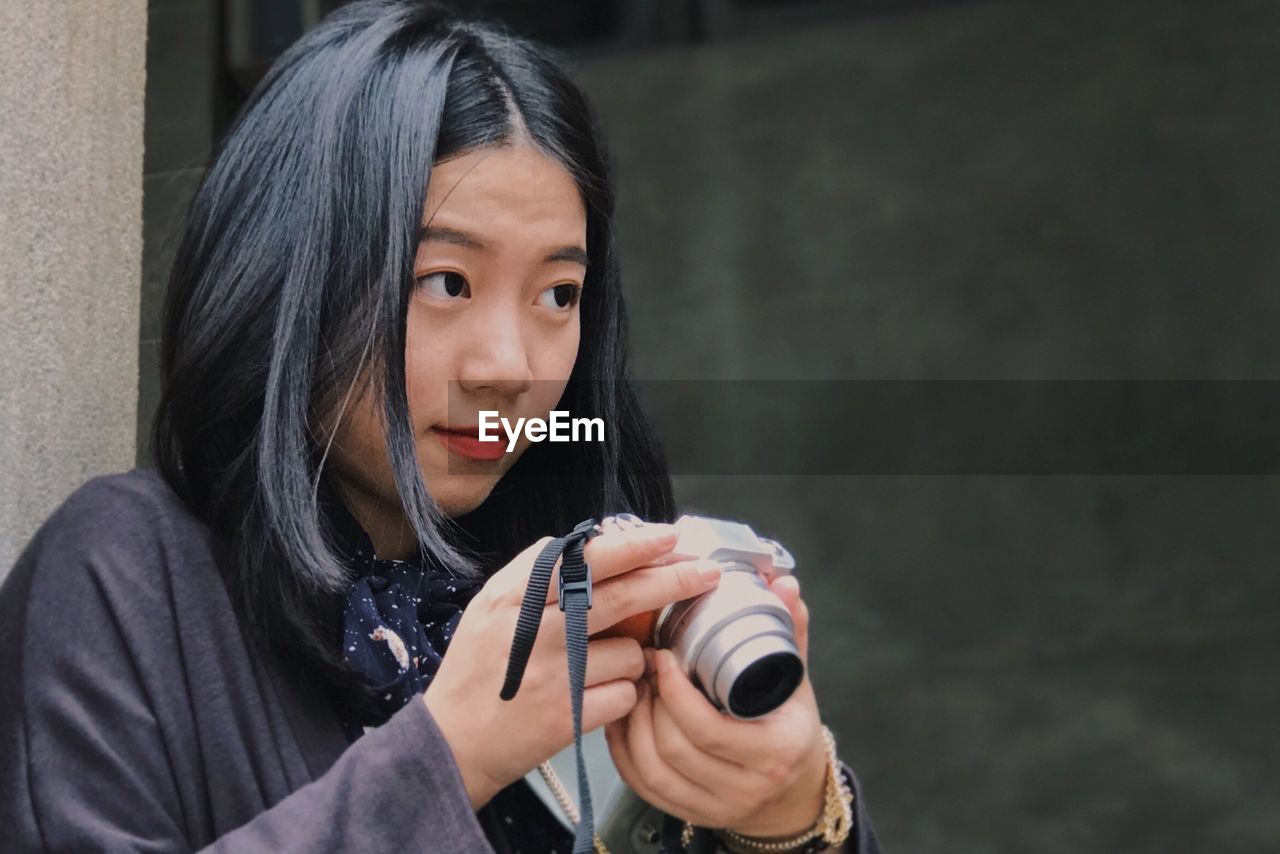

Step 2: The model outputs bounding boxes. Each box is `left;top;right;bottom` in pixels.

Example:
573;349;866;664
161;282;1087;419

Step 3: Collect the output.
656;649;673;675
700;562;723;583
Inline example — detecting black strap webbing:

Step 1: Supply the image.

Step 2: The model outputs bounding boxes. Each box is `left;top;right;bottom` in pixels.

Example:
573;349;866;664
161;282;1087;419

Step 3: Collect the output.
500;518;601;854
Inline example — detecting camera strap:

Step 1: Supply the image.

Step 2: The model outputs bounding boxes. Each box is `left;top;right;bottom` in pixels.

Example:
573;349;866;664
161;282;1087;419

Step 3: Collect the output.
500;518;602;854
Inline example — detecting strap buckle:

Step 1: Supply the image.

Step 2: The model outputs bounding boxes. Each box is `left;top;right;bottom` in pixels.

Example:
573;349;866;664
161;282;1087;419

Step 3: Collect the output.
559;571;593;611
559;518;599;611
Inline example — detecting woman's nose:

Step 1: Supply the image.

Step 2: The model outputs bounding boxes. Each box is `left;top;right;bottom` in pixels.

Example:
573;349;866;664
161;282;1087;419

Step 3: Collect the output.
456;310;534;397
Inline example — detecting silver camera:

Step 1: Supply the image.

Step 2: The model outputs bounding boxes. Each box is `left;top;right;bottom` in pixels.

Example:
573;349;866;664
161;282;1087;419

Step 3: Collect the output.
651;515;804;719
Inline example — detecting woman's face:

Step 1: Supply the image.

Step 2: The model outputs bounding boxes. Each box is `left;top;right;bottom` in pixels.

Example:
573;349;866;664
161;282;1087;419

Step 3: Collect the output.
327;144;588;556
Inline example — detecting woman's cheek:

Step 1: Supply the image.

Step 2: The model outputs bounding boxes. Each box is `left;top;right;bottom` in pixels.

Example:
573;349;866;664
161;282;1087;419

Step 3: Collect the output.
532;318;579;402
405;344;453;428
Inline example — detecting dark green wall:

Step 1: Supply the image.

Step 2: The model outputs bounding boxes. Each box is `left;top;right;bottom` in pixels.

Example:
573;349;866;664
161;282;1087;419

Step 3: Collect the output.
571;1;1280;851
139;1;1280;850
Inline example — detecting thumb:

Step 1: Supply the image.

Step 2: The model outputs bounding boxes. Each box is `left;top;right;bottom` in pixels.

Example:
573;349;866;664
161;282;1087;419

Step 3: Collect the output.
770;575;809;663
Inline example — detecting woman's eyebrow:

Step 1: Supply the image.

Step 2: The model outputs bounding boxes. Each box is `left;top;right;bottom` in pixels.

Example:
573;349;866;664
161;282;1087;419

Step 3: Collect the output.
544;245;590;269
419;224;589;268
419;224;486;251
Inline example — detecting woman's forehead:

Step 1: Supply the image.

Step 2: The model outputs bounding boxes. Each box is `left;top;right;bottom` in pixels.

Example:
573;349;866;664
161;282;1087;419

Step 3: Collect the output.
422;145;586;243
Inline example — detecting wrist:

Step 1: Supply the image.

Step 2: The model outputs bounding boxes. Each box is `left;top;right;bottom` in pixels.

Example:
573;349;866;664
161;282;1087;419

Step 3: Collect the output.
421;691;503;809
717;726;856;853
730;734;827;837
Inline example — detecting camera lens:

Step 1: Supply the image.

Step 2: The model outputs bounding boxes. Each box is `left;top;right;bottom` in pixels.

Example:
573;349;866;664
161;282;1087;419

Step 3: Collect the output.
658;568;805;718
726;650;804;718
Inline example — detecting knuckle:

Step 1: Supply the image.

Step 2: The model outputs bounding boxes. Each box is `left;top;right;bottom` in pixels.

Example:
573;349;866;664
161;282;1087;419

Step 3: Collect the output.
622;640;645;680
622;526;674;559
760;757;792;787
675;563;702;592
594;579;628;615
588;529;637;564
677;560;717;596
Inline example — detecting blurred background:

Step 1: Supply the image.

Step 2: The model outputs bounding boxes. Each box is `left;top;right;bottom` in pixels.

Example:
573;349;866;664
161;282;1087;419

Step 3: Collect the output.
6;0;1280;851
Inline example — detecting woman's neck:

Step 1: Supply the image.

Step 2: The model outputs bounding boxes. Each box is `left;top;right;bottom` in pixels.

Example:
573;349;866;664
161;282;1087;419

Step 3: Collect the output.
333;481;418;560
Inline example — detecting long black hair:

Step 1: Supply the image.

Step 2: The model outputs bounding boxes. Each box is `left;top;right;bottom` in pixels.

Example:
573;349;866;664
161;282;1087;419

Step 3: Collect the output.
153;0;675;697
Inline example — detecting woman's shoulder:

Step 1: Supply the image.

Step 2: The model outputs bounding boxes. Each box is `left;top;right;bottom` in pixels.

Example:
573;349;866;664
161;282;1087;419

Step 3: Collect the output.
55;466;195;520
3;469;217;623
25;468;206;558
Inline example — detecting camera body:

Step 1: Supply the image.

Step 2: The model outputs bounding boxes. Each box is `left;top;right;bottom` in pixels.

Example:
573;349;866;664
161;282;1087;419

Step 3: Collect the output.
651;515;804;719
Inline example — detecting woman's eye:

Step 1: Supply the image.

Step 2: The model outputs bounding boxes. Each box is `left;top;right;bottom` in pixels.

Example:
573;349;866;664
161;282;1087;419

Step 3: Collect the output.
417;271;470;299
537;283;581;310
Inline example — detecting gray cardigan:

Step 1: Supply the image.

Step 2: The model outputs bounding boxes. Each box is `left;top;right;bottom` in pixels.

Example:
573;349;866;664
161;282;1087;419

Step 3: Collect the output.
0;470;877;853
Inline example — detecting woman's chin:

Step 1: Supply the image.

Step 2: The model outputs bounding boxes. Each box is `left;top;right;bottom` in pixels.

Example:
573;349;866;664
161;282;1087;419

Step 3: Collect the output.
420;440;524;518
426;475;500;519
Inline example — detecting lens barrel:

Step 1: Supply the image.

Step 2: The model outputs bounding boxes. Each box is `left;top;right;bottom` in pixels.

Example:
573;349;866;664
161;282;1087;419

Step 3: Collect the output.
655;568;803;719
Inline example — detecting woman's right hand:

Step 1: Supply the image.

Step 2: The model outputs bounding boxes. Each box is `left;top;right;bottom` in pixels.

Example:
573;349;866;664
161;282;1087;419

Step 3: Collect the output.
422;521;723;809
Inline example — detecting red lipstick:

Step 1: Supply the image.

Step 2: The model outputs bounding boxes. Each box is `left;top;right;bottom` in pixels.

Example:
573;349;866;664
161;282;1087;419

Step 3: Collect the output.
432;425;507;462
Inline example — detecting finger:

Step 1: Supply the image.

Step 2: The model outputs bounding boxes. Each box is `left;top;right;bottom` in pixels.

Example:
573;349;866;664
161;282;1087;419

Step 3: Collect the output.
769;575;809;662
605;716;689;820
488;525;680;607
579;523;680;586
770;574;800;612
585;636;645;687
530;562;717;657
651;648;766;763
538;523;681;607
651;692;755;790
587;559;723;634
604;715;631;765
581;679;639;732
625;680;719;806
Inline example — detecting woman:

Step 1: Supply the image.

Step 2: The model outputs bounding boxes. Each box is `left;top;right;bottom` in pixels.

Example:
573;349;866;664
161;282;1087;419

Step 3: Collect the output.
0;1;877;851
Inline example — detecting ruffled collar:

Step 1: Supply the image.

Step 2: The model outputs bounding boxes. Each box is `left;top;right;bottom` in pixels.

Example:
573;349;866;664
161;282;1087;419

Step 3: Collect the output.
327;497;483;731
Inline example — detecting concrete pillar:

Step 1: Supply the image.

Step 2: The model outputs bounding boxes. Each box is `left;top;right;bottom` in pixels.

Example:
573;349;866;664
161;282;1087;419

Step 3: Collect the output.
0;1;147;575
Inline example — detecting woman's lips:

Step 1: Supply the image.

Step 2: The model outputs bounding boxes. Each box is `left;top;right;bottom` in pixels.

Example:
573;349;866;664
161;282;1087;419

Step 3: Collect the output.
431;426;508;462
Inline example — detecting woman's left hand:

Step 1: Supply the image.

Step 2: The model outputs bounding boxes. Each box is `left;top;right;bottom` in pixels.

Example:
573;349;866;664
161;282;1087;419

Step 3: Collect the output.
604;575;829;837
